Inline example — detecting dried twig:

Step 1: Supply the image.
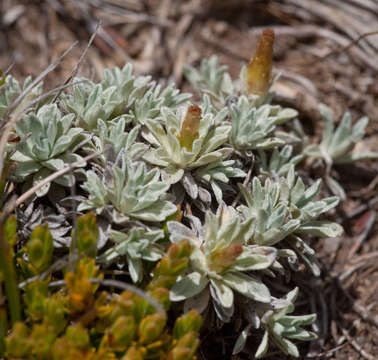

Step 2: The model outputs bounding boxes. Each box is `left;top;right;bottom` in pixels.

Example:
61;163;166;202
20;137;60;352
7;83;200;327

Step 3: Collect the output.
87;0;172;26
0;41;78;177
338;262;368;283
18;253;77;288
52;22;101;103
348;210;376;258
350;251;378;264
231;163;254;207
341;0;378;14
335;278;378;329
319;30;378;62
2;152;100;221
340;326;375;360
304;343;347;359
30;79;89;107
283;0;378;54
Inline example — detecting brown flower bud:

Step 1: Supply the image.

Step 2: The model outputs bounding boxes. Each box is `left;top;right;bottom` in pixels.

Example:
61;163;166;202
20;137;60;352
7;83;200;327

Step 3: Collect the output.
246;29;275;95
209;244;243;273
178;105;202;151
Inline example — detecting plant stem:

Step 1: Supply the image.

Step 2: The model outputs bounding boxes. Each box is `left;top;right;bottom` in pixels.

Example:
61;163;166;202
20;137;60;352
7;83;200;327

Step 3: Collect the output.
0;305;7;355
0;225;21;326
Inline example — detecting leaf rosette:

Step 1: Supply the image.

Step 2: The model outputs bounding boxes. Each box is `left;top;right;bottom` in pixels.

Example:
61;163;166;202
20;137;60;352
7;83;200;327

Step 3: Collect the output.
143;104;244;200
0;74;43;118
255;288;317;358
230;96;297;151
98;228;165;283
233;288;317;358
168;205;276;322
238;169;343;275
78;156;177;224
10;104;88;197
305;104;377;165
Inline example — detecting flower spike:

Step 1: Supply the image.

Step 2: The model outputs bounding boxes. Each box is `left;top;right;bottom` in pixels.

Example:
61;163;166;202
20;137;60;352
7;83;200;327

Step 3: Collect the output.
247;29;275;95
178;105;202;151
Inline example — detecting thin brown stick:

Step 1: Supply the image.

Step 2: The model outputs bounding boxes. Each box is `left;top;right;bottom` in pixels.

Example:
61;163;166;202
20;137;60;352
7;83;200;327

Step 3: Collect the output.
18;240;99;289
19;253;78;288
350;251;378;264
284;0;377;54
2;62;15;77
318;30;378;62
2;152;100;219
0;41;77;129
86;0;171;26
52;22;101;103
30;80;88;108
340;327;375;360
71;0;132;62
338;262;366;283
304;343;347;358
335;279;378;329
342;0;378;14
232;163;254;207
0;41;78;177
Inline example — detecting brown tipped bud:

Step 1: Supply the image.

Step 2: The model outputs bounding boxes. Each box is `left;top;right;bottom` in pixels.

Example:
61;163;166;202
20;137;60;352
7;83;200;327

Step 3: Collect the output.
178;105;202;151
246;29;275;95
166;240;192;262
209;244;243;273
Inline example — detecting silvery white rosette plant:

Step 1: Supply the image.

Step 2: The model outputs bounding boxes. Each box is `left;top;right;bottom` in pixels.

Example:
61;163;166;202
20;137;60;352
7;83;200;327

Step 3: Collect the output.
3;28;377;359
143;103;246;202
77;154;177;224
10;104;89;197
168;205;275;320
304;104;378;199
